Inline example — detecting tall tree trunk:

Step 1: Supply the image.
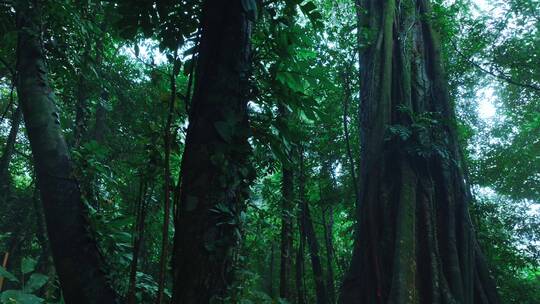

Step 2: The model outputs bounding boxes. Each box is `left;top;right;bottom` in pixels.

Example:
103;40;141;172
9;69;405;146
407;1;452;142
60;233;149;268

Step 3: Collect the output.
155;57;178;304
127;179;149;304
341;69;360;208
0;106;26;291
171;1;254;303
0;106;21;201
299;149;328;304
279;165;294;300
0;252;8;291
279;104;294;302
268;241;275;298
322;207;336;304
15;1;117;303
295;208;306;304
93;19;108;145
340;1;500;303
33;186;54;300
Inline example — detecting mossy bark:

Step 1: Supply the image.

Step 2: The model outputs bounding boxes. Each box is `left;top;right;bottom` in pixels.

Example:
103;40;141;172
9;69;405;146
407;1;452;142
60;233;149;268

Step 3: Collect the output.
15;1;117;303
171;1;254;303
339;1;500;303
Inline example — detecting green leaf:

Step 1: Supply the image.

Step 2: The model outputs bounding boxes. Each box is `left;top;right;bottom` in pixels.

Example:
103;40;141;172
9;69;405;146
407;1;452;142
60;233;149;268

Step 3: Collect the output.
276;71;304;93
0;290;43;304
21;258;36;274
0;266;18;283
23;274;48;293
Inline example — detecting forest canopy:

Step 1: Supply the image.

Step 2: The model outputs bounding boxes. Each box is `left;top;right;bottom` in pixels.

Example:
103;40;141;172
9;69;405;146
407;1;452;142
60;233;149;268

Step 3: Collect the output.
0;0;539;303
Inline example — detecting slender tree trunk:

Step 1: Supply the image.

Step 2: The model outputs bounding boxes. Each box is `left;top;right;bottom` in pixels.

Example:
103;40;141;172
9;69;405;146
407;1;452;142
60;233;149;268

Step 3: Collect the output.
279;104;294;302
33;186;54;300
127;179;149;304
295;209;306;304
268;241;275;298
0;252;9;291
171;1;254;302
1;182;34;291
0;106;21;201
0;249;7;268
339;1;500;303
3;233;23;290
15;1;117;303
322;207;336;304
93;19;108;145
31;185;56;300
303;197;328;304
341;69;360;208
279;167;294;301
155;57;178;304
299;149;328;304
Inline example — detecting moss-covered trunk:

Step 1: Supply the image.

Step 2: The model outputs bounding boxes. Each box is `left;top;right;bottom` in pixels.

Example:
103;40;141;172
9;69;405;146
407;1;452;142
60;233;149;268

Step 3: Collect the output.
15;1;117;303
171;0;254;302
339;1;499;303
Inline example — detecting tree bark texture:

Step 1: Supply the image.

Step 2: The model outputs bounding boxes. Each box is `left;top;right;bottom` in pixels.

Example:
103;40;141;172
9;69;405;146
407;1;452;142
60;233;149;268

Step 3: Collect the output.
15;1;117;303
171;0;254;303
340;1;500;303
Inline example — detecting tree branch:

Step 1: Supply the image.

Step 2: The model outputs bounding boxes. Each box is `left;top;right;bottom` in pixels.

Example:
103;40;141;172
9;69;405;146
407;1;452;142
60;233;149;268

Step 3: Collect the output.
452;41;540;92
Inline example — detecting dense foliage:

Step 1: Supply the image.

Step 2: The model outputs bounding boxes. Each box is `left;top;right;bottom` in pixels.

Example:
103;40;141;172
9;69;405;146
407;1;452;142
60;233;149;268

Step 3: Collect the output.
0;0;538;303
